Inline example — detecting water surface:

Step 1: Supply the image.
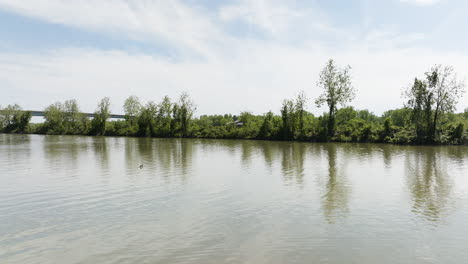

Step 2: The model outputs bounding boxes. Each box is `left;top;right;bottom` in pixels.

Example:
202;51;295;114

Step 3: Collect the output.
1;134;468;263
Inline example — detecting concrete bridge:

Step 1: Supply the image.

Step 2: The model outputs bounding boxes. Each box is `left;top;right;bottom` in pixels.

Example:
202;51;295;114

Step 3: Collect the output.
27;111;126;119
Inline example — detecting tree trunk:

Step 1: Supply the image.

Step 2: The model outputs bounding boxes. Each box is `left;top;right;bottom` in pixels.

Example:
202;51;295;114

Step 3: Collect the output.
328;104;335;139
431;104;440;143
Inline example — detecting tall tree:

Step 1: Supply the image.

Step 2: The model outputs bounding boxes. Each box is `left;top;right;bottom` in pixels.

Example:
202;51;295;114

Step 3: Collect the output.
295;91;307;139
91;97;111;136
173;93;196;137
44;102;65;134
0;104;31;133
426;65;465;142
280;99;296;140
405;65;465;143
137;101;158;137
257;111;276;139
156;96;173;137
123;96;142;126
63;99;86;134
404;78;431;143
315;59;355;139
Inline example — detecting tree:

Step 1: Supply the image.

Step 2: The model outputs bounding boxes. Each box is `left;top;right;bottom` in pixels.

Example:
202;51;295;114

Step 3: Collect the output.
404;65;465;143
44;102;65;134
155;96;173;137
137;101;158;137
43;100;87;134
63;99;87;134
280;99;296;140
404;78;431;143
315;59;355;139
426;65;465;142
0;104;31;133
295;91;308;139
172;93;196;137
91;97;111;135
258;111;275;140
1;104;21;130
123;96;142;126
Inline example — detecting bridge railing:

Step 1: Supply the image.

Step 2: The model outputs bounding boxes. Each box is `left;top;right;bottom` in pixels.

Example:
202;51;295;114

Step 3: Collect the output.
1;110;126;119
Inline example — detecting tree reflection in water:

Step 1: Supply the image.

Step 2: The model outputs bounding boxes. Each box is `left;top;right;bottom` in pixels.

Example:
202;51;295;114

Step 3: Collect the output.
280;142;306;186
405;148;453;223
125;138;194;182
320;144;350;224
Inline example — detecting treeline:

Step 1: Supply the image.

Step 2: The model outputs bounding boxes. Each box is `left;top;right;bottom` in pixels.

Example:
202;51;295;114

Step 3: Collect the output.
1;60;467;145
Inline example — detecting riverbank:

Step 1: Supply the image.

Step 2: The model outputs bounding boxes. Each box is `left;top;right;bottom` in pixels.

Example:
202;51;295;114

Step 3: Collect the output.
3;128;468;146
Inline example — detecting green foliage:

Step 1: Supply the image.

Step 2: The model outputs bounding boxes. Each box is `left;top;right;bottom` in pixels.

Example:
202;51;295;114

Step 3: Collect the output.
155;96;173;137
257;111;276;140
123;96;142;135
280;99;296;140
315;59;355;139
90;97;110;136
404;65;466;143
43;100;88;134
137;101;158;137
172;93;196;137
0;104;31;133
1;64;465;146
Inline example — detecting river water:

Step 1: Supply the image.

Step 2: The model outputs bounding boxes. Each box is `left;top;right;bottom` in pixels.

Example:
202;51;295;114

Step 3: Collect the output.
1;134;468;263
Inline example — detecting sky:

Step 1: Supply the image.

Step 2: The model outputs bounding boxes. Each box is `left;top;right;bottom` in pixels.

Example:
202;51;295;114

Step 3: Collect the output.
0;0;468;116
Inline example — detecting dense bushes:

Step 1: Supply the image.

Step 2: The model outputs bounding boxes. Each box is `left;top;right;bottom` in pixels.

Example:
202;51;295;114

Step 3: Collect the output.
0;104;31;134
1;61;466;145
1;101;467;145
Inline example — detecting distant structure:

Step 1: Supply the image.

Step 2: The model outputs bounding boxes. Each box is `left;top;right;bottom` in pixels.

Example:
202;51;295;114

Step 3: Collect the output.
4;110;127;119
227;120;244;127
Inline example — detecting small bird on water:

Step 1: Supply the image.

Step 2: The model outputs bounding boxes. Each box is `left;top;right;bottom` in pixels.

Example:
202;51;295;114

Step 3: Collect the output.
139;164;143;169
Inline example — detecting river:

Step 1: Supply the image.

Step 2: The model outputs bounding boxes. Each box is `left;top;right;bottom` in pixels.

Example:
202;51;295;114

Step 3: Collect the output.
1;134;468;263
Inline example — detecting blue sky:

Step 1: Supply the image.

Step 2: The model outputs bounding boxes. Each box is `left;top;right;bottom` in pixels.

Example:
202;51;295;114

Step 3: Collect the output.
0;0;467;115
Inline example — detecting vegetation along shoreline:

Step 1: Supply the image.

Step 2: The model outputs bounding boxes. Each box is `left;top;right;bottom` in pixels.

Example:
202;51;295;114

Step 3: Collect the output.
1;60;467;145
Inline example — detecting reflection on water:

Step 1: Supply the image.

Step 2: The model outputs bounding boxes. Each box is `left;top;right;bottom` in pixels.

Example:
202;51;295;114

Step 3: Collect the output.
321;144;350;223
0;134;31;166
405;148;453;222
280;143;306;186
124;138;194;181
1;134;468;264
92;137;109;172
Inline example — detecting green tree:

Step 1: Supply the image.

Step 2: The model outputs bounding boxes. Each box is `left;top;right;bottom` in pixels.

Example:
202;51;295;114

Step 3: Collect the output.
404;65;465;143
123;96;142;126
258;111;275;140
172;93;196;137
63;100;87;134
295;91;307;139
44;102;65;134
155;96;173;137
137;101;158;137
280;99;296;140
91;97;110;136
404;78;432;143
426;65;465;142
315;59;355;139
0;104;31;133
43;100;87;134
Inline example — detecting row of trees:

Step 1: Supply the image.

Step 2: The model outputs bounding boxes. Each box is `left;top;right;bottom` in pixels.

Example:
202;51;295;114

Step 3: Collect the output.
0;104;31;133
1;60;466;145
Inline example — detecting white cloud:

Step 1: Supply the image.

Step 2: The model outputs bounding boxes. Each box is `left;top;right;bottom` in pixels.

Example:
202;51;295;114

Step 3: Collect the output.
219;0;303;35
400;0;443;6
0;0;226;58
0;0;466;116
1;46;467;116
